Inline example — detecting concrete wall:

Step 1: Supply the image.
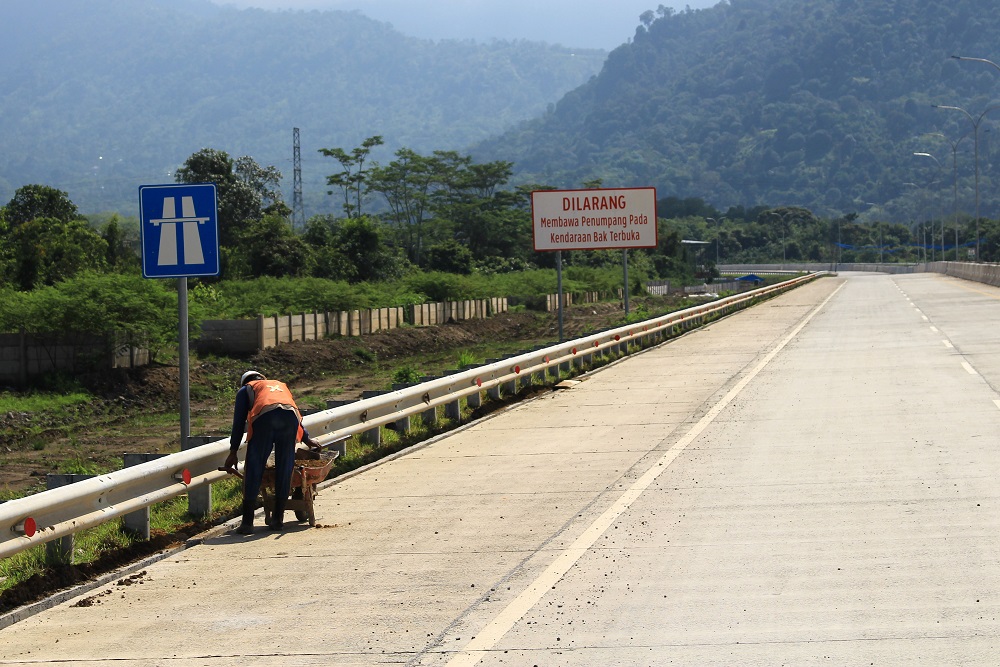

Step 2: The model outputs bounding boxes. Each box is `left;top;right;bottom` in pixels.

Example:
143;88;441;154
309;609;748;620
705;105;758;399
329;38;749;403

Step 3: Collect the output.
684;280;757;294
0;331;148;387
917;261;1000;286
546;292;600;311
197;299;508;355
719;262;917;275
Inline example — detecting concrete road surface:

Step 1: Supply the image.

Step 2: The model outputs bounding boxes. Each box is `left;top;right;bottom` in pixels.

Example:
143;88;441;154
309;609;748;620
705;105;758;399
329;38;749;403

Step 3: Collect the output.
3;271;1000;666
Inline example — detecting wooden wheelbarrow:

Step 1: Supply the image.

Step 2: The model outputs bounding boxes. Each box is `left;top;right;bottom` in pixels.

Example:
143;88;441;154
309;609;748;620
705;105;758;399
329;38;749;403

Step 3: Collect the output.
259;449;339;526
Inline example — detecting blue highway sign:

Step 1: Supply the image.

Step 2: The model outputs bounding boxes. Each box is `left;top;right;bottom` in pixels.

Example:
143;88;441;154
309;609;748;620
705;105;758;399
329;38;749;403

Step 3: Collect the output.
139;183;220;278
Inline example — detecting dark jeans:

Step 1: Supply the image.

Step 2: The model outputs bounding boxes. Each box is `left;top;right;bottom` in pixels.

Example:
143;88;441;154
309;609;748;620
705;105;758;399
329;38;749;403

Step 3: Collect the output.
241;408;298;526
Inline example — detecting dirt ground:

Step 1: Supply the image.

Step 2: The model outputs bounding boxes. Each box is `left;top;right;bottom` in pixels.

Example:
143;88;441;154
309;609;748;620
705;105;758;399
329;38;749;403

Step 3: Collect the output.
0;300;652;497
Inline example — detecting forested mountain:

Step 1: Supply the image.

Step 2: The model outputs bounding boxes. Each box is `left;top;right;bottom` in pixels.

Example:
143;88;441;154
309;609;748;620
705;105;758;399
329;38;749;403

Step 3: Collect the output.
477;0;1000;223
0;0;605;215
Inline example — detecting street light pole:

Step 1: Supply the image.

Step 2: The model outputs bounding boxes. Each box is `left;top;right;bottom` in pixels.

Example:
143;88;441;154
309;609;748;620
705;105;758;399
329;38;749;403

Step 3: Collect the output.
933;102;1000;262
950;55;1000;261
951;54;1000;75
706;217;719;265
865;202;883;263
912;152;946;261
921;131;969;261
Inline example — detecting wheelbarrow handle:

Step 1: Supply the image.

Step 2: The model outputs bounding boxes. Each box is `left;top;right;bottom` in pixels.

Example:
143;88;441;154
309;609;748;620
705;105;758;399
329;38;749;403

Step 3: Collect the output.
308;435;350;451
218;465;244;479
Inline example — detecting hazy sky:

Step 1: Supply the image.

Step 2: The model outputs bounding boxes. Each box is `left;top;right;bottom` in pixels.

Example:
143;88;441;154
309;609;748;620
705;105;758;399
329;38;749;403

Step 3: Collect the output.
215;0;719;50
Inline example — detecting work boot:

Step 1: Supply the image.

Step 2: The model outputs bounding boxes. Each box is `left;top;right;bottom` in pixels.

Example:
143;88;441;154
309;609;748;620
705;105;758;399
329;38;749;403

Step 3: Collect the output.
235;509;255;535
269;502;285;531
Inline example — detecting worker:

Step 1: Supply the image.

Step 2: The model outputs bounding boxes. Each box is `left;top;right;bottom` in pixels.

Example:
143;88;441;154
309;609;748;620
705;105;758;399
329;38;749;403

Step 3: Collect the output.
225;370;319;534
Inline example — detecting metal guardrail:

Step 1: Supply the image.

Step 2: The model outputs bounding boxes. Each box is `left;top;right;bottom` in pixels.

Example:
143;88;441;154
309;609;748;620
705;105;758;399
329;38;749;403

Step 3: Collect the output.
0;273;821;560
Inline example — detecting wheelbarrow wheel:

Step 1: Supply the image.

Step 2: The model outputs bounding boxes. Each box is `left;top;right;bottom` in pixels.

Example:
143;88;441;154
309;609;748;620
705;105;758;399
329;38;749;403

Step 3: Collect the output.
292;487;308;522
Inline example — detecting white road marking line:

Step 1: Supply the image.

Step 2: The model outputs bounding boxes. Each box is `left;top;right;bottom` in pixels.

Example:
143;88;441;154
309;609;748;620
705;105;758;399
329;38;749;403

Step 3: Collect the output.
930;326;939;333
443;284;847;667
943;340;954;349
962;361;978;375
993;399;1000;411
921;315;928;321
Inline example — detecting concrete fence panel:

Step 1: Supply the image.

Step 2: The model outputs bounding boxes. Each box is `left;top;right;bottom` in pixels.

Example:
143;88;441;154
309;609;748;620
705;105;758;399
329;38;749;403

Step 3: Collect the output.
0;331;149;387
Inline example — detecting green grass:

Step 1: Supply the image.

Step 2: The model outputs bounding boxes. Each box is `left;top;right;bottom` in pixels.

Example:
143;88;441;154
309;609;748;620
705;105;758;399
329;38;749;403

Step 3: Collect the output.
391;364;424;385
0;391;92;415
0;479;247;595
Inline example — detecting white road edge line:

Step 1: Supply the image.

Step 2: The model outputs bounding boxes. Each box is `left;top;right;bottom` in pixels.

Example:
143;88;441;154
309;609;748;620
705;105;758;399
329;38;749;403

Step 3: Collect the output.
962;361;978;376
943;340;954;349
442;282;847;667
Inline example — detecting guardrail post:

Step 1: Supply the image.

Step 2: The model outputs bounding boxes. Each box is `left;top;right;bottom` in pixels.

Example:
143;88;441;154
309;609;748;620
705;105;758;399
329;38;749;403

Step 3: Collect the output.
45;474;95;564
528;347;546;386
442;370;462;421
360;391;385;444
325;399;355;454
484;361;503;400
548;361;561;380
122;454;168;540
502;355;518;396
183;436;215;517
459;367;483;408
420;377;439;426
391;384;414;432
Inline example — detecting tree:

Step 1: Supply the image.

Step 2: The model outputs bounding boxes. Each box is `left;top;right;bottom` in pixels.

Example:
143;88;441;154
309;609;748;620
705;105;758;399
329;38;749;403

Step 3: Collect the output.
175;148;281;248
101;215;140;272
335;216;405;283
367;148;447;264
12;217;109;290
424;239;473;274
234;155;285;216
234;215;312;279
428;155;519;263
3;185;80;229
318;135;384;218
303;216;355;281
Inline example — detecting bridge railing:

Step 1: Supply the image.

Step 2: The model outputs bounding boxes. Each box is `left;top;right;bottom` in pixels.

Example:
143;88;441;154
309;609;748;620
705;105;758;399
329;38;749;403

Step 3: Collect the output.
0;273;821;560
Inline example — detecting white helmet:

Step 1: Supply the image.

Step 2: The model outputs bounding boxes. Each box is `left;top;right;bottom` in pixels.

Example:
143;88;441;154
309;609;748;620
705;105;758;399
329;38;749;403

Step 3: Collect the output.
240;370;265;385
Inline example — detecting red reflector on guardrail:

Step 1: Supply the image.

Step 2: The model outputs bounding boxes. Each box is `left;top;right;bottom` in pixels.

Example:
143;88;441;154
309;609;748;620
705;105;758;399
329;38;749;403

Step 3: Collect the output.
614;335;620;341
14;517;36;537
475;378;482;387
174;469;192;485
513;365;520;374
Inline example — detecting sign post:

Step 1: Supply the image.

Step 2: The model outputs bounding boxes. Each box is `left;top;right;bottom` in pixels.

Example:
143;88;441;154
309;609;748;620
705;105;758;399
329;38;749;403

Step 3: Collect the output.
531;187;657;329
139;183;220;517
